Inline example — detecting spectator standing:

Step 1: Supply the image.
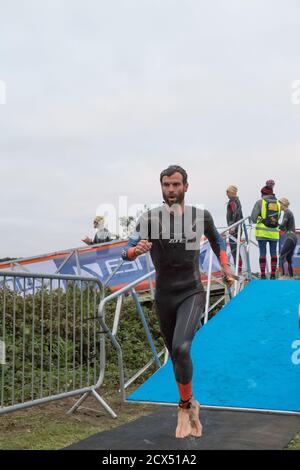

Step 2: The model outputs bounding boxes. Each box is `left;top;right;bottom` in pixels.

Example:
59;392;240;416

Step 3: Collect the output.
226;185;243;272
82;216;112;246
251;180;281;279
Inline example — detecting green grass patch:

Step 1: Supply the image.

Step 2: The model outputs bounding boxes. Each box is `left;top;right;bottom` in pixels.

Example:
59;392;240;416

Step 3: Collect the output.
0;414;100;450
285;433;300;450
0;391;156;450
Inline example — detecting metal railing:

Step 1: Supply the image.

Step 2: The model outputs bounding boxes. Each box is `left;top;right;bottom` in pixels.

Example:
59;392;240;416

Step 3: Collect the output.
204;216;261;323
69;269;164;414
0;250;159;418
0;271;117;418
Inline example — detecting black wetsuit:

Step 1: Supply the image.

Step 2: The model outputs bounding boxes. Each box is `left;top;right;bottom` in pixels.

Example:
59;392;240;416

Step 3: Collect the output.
122;205;227;385
279;210;297;277
279;209;296;233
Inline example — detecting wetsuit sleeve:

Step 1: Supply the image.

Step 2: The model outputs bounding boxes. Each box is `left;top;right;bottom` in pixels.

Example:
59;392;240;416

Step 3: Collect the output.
121;212;149;261
204;210;229;266
121;230;141;261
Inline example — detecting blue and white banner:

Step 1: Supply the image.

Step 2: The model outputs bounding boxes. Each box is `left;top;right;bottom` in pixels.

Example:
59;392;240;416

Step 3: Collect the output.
0;239;222;293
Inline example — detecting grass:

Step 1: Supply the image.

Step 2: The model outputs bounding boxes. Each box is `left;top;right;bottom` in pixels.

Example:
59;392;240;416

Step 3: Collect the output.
0;389;156;450
0;413;100;450
285;433;300;450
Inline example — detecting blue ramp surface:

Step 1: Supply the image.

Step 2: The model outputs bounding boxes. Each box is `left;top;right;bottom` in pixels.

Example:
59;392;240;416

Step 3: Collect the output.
128;281;300;413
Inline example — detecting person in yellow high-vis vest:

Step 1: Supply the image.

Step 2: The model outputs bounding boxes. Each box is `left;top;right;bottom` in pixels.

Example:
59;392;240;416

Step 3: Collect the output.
251;181;281;279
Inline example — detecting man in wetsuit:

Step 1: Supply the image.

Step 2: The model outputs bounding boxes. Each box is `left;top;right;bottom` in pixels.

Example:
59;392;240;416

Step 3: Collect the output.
122;165;235;439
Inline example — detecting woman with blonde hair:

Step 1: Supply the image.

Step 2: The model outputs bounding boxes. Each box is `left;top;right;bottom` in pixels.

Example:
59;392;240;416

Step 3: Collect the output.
279;198;297;278
226;185;243;272
82;216;112;245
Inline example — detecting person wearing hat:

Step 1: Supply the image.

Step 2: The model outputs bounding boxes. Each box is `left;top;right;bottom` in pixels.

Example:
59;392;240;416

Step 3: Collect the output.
251;180;281;279
82;216;112;245
226;185;243;272
279;198;297;278
265;179;275;191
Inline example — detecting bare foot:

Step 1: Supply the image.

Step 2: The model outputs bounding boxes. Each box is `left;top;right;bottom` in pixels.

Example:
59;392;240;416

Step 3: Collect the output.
188;398;202;438
175;407;192;438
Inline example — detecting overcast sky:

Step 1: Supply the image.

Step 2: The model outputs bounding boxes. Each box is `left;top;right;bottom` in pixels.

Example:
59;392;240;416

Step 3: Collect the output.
1;0;299;258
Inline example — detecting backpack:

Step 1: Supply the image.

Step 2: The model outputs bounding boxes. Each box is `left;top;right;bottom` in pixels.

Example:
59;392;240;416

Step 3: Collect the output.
262;200;280;228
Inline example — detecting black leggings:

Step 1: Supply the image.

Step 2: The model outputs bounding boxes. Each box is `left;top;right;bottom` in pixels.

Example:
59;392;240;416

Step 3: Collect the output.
229;239;242;267
155;292;206;384
280;238;297;277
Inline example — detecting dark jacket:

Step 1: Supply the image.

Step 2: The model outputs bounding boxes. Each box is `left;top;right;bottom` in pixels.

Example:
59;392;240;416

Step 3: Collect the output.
226;196;243;229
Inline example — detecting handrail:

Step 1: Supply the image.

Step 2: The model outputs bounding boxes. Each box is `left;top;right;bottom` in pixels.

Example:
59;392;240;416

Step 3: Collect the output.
204;216;254;323
94;269;160;404
0;270;103;283
99;270;155;307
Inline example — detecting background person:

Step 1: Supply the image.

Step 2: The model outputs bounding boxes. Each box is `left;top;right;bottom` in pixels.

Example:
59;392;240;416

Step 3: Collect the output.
251;181;281;279
226;185;243;273
82;216;112;245
279;197;297;278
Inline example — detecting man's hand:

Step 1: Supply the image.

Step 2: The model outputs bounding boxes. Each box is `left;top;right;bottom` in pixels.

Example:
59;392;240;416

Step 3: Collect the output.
82;236;93;245
134;240;152;256
221;264;238;288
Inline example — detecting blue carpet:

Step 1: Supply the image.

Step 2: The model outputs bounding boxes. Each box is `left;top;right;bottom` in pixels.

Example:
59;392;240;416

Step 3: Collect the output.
128;281;300;413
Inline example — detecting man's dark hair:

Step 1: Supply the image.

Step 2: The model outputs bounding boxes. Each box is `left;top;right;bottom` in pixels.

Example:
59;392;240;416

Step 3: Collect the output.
160;165;188;185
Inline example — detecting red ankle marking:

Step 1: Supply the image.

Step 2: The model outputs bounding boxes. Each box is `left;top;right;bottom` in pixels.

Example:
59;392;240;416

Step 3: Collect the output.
177;381;193;402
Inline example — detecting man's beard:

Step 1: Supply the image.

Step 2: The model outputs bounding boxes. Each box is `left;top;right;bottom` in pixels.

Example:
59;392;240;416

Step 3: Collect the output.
162;191;185;206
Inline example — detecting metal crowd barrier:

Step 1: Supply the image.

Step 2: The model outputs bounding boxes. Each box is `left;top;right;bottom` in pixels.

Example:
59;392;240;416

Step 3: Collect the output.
0;271;117;418
70;269;165;414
